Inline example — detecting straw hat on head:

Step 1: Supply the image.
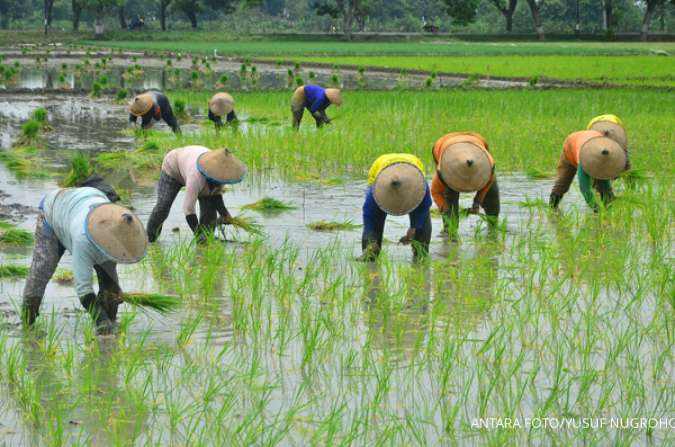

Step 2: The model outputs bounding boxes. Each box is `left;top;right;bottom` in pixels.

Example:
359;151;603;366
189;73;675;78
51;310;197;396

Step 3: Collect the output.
87;204;147;263
129;93;154;117
208;92;235;117
438;142;491;192
325;88;342;106
197;148;246;184
579;136;626;179
373;162;426;216
588;120;627;150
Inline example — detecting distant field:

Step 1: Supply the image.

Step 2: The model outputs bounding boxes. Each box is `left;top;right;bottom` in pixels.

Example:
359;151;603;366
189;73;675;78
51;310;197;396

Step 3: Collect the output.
280;55;675;87
83;38;675;57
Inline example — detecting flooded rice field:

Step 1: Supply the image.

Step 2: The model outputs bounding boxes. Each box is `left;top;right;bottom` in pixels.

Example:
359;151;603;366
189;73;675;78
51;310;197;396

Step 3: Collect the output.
0;50;536;92
0;92;671;445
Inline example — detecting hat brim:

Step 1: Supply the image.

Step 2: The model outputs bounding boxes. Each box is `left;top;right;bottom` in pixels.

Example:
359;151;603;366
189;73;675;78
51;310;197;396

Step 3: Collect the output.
439;142;492;192
197;149;247;185
86;203;148;263
373;163;426;216
579;136;626;180
589;121;627;150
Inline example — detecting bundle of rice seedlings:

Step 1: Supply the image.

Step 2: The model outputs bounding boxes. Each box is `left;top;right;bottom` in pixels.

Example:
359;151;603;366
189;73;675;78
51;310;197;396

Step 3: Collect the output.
121;293;181;314
307;220;360;232
0;228;34;245
227;214;265;237
0;264;30;278
61;153;93;187
242;197;296;212
53;268;74;285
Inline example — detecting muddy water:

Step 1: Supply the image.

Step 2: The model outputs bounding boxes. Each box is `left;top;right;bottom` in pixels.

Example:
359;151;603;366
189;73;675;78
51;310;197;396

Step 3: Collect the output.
0;95;621;445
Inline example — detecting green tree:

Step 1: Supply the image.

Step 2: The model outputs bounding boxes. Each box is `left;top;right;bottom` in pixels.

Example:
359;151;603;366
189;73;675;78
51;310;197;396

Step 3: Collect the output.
173;0;236;29
160;0;172;30
442;0;480;25
487;0;518;32
313;0;368;39
640;0;673;40
525;0;545;39
72;0;84;30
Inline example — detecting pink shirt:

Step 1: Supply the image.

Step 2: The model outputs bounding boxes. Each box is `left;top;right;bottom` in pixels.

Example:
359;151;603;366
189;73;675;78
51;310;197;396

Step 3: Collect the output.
161;145;218;215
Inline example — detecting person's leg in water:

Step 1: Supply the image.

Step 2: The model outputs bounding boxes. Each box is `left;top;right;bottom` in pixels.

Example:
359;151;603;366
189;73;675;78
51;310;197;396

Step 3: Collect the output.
22;214;66;325
146;171;182;242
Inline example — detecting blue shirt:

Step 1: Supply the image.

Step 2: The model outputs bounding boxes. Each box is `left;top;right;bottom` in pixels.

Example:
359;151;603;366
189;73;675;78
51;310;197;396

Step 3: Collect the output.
42;187;114;297
362;184;431;236
303;85;331;114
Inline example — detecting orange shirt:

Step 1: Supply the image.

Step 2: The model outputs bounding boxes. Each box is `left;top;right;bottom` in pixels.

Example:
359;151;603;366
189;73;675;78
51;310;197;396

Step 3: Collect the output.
430;132;496;211
563;130;603;168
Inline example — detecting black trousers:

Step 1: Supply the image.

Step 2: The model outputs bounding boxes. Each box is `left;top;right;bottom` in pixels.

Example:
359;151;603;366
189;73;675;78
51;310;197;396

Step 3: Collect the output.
362;214;432;259
442;179;500;233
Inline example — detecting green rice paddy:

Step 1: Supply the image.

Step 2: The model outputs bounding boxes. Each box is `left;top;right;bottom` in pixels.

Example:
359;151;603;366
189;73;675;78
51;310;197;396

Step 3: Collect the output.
0;42;673;445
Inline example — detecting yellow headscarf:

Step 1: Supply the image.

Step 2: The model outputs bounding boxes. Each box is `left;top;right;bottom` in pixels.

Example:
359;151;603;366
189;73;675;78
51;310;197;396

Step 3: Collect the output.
587;114;624;129
367;153;425;186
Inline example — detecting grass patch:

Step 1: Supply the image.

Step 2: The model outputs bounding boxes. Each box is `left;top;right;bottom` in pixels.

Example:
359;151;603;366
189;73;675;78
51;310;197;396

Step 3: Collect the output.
281;55;675;87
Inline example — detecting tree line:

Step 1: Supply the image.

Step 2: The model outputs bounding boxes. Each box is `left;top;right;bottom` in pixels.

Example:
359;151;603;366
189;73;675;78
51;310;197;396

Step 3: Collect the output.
0;0;672;41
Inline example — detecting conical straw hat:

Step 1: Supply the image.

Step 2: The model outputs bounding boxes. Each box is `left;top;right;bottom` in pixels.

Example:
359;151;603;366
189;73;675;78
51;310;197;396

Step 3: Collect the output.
589;120;627;150
129;93;153;117
373;162;425;216
197;148;246;184
208;92;235;117
438;142;491;192
87;204;147;263
579;136;626;179
325;88;342;106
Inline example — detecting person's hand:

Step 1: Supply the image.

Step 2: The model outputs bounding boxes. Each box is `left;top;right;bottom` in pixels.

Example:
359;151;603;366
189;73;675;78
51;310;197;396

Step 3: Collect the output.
399;228;416;245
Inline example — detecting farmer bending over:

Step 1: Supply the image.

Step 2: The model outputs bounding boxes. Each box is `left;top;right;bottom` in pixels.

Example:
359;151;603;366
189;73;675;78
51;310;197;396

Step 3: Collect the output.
208;92;238;129
430;132;499;237
129;90;181;134
22;186;147;331
291;84;342;129
360;154;432;261
146;145;246;243
550;130;627;211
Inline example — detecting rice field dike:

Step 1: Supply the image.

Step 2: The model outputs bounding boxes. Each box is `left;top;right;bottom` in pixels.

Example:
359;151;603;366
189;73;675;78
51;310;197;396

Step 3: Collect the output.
0;40;673;446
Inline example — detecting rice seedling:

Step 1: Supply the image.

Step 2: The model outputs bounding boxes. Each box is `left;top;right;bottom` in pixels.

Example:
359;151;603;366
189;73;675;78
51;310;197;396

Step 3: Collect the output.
307;220;360;232
115;88;128;102
0;146;50;178
60;153;93;187
0;264;29;278
226;214;265;237
242;197;296;212
0;228;34;245
30;107;48;125
53;268;74;285
19;119;40;143
120;293;181;314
